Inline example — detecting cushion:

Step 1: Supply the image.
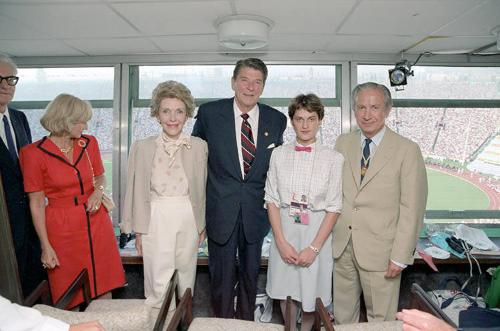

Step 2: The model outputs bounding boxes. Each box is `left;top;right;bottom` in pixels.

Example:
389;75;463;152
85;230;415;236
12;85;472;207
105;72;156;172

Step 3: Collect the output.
85;299;146;312
34;302;152;331
188;317;284;330
334;321;403;331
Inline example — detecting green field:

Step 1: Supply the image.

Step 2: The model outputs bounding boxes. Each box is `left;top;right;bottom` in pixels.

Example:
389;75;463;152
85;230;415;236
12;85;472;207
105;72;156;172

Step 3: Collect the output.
104;160;113;193
426;168;490;210
103;162;490;211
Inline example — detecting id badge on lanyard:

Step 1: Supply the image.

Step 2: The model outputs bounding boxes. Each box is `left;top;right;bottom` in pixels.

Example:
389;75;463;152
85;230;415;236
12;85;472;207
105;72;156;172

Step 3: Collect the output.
289;193;309;225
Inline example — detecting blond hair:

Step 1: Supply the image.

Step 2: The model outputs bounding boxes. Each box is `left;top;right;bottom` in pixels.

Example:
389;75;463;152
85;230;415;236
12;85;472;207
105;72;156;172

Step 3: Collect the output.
40;93;92;135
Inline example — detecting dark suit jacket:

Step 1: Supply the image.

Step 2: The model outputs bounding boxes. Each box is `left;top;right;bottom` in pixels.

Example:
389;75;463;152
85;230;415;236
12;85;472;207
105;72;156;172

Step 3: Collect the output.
192;98;287;245
0;108;32;249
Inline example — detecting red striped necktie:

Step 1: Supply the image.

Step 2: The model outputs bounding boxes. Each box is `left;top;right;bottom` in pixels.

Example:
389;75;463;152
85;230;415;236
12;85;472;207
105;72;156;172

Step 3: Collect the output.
241;113;256;176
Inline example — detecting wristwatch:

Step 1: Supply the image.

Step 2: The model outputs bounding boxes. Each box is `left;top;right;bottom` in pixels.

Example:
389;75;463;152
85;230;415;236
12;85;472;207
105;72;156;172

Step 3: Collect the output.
309;245;320;254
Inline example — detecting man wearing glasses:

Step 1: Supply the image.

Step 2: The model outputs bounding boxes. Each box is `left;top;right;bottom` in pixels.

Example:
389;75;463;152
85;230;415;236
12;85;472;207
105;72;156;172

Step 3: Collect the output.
0;54;45;296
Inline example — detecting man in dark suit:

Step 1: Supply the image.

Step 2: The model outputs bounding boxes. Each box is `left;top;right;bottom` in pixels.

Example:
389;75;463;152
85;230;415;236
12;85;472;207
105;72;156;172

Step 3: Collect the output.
0;54;45;296
193;58;287;320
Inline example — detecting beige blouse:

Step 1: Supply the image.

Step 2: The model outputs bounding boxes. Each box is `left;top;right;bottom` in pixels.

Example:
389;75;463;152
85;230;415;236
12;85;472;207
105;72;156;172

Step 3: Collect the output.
150;133;190;198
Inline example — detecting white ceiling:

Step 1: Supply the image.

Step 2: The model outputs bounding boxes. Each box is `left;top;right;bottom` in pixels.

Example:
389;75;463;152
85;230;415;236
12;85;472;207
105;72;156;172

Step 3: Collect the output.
0;0;499;58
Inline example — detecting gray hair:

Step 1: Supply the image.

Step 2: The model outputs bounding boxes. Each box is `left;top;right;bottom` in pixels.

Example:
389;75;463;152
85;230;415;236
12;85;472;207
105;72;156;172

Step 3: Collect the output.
352;82;393;111
0;54;18;75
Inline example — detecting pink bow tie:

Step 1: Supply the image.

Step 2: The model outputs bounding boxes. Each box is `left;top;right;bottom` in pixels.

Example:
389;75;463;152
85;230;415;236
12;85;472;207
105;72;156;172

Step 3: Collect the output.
295;146;312;152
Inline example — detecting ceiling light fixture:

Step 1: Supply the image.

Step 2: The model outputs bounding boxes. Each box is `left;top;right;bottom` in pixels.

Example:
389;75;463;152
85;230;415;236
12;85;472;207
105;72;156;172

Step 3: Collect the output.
214;15;274;50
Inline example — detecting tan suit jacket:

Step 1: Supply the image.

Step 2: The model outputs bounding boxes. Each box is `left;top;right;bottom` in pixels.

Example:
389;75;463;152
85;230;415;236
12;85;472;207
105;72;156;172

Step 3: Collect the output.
120;135;208;235
333;127;427;271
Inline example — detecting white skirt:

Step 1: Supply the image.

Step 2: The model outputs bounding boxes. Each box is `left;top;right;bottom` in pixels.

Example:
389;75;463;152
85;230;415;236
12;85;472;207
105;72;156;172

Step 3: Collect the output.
266;208;333;312
142;195;198;308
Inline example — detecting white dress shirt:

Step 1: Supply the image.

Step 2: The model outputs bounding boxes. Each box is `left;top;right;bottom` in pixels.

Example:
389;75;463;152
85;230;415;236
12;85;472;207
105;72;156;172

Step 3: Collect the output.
234;100;259;178
359;126;385;157
0;108;19;156
0;295;69;331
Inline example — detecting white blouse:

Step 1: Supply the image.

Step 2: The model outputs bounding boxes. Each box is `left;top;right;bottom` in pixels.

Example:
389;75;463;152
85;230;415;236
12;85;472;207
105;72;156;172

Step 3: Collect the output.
264;142;344;213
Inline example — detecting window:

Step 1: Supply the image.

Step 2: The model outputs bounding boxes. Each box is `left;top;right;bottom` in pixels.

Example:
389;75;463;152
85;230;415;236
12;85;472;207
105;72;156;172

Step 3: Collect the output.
131;64;341;146
11;67;115;195
358;65;500;225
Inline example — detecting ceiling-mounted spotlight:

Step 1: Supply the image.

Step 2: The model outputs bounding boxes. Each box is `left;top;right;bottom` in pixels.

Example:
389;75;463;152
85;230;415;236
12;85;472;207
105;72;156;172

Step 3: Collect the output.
388;60;414;88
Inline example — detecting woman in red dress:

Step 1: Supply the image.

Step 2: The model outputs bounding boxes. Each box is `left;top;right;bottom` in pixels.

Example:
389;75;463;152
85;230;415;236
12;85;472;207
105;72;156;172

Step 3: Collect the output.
20;93;125;308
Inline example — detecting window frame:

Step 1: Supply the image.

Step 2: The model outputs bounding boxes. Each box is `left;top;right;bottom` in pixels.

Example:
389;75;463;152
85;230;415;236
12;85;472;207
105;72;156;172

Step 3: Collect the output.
354;62;500;227
9;59;499;232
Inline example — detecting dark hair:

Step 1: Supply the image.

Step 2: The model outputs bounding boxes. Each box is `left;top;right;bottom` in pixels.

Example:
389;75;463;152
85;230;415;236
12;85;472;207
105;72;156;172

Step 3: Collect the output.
352;82;393;111
232;58;268;84
288;94;324;120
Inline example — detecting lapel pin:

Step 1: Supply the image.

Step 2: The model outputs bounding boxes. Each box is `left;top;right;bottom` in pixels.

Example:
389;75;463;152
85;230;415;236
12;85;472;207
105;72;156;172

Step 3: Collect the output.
264;131;268;136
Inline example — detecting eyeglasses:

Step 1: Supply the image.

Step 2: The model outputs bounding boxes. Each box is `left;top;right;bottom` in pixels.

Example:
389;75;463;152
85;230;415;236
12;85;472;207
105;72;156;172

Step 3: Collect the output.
0;75;19;86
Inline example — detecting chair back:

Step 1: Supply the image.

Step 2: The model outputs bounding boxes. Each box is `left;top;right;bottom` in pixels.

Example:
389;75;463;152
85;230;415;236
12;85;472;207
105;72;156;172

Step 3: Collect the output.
154;270;181;331
410;283;457;328
315;297;335;331
0;174;23;304
55;268;92;311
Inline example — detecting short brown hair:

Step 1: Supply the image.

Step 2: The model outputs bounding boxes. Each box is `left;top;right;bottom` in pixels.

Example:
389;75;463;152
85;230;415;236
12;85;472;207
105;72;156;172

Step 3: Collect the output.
150;81;196;118
288;94;324;120
40;94;92;135
232;58;268;84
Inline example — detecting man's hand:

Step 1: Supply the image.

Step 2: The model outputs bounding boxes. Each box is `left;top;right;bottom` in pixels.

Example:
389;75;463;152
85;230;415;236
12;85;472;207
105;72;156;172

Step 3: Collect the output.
385;260;403;278
69;321;106;331
396;309;456;331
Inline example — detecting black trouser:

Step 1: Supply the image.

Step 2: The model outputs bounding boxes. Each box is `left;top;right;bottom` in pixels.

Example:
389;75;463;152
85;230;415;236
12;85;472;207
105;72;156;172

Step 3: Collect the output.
15;230;46;296
208;214;263;320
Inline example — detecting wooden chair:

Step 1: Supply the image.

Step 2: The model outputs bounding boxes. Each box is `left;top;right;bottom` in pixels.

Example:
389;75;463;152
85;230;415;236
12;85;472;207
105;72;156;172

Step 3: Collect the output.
183;295;293;330
410;283;457;328
283;296;293;331
32;268;191;331
314;298;402;331
314;297;334;331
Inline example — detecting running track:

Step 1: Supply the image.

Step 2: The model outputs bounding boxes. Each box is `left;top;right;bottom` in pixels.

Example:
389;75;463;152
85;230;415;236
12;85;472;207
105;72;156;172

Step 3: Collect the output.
427;164;500;210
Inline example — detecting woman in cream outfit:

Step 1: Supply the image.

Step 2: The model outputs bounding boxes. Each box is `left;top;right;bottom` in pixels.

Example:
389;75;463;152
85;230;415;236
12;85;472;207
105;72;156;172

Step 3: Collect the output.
265;94;343;331
121;81;207;308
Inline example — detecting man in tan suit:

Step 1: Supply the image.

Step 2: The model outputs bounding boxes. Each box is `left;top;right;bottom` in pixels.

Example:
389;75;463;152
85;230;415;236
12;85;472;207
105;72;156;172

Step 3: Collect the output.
333;82;427;323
